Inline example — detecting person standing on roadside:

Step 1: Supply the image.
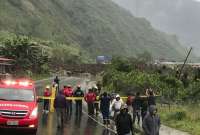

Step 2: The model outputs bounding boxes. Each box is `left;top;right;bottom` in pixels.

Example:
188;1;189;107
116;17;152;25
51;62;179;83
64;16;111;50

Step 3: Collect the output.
54;90;67;128
126;93;135;114
74;85;84;116
142;105;160;135
132;92;142;125
141;100;148;121
112;94;124;120
63;85;73;116
146;89;156;107
54;76;60;93
43;85;51;114
116;104;134;135
100;92;111;125
93;86;100;116
85;88;96;115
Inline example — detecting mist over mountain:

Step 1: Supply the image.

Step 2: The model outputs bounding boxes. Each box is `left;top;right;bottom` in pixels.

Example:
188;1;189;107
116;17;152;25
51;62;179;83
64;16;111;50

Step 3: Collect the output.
0;0;186;60
114;0;200;57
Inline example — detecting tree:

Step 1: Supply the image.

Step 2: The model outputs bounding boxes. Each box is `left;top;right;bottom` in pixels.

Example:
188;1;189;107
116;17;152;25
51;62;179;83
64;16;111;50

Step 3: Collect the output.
0;35;49;74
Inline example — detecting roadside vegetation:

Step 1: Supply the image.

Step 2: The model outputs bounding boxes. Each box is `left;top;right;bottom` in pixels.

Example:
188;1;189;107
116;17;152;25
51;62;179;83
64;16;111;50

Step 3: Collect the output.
0;31;91;77
159;104;200;135
102;56;200;134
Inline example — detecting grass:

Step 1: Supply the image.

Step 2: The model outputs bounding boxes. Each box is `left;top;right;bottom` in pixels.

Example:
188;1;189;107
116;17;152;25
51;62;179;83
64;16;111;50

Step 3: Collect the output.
158;104;200;135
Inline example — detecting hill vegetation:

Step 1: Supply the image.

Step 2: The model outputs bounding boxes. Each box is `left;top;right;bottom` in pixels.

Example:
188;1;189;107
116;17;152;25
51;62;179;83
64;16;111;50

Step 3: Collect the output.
0;0;185;59
0;31;90;76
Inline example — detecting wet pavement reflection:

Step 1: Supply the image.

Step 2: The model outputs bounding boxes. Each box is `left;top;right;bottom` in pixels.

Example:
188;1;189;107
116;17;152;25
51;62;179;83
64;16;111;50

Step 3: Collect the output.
36;78;115;135
37;104;115;135
1;78;115;135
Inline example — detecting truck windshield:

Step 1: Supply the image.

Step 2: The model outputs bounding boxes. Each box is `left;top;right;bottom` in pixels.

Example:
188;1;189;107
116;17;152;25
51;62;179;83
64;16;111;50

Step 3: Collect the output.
0;88;34;102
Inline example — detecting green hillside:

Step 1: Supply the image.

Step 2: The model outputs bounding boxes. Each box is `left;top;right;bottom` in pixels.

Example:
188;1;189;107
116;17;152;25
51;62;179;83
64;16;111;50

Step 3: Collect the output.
0;0;185;59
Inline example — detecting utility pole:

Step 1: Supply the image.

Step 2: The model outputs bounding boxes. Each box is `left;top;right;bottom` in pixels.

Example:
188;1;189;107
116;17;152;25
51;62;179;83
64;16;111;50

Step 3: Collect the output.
178;47;192;79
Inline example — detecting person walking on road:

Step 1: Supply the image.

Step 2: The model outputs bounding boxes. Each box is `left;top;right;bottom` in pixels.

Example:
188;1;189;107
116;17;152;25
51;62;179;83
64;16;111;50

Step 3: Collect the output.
54;90;67;128
126;93;135;114
100;92;111;125
63;85;73;115
74;85;84;116
85;88;96;115
142;105;160;135
93;86;100;116
132;92;142;125
115;104;134;135
43;85;51;114
54;76;60;93
146;89;156;107
111;94;124;120
141;100;148;121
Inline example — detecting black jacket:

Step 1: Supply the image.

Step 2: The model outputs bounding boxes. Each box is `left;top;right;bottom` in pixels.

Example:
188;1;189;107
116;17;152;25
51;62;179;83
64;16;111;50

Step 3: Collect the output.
132;96;142;111
54;93;66;108
148;96;156;106
54;77;60;84
116;110;133;135
74;88;84;102
100;95;111;111
142;106;160;135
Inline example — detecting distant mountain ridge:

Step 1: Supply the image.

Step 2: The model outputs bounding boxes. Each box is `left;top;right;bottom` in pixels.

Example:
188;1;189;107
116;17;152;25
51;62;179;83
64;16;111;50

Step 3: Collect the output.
114;0;200;57
0;0;185;60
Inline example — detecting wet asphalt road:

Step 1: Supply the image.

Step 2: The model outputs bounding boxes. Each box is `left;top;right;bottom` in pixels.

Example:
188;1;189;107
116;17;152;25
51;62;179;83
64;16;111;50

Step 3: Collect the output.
1;77;114;135
35;77;115;135
1;77;189;135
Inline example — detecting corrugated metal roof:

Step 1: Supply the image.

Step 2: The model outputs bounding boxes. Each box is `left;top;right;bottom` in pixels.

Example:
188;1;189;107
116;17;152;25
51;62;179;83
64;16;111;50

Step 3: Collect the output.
0;57;13;61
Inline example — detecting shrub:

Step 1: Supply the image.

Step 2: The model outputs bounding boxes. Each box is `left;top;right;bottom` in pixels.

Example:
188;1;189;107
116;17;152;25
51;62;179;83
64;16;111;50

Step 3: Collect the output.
167;111;187;121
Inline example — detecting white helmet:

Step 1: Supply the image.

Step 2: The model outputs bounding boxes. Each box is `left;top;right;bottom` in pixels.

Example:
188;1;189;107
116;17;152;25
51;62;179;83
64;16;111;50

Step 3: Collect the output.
116;94;120;98
46;85;50;89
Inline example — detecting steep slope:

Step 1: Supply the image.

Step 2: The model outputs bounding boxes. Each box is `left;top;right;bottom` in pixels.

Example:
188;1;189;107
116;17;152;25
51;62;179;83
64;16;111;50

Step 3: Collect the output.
114;0;200;57
0;0;185;59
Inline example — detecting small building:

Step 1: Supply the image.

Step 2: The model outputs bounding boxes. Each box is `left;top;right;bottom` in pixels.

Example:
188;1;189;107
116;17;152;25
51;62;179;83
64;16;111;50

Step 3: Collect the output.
96;56;112;64
0;57;13;79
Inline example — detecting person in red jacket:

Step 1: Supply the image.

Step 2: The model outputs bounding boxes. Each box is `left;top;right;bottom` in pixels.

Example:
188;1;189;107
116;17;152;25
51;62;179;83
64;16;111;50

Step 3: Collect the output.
43;85;51;114
85;88;96;115
63;85;73;116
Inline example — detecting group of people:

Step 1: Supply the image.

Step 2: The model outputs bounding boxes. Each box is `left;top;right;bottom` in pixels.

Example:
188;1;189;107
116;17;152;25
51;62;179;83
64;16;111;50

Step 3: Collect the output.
114;88;160;135
52;85;84;128
101;88;160;135
43;77;160;135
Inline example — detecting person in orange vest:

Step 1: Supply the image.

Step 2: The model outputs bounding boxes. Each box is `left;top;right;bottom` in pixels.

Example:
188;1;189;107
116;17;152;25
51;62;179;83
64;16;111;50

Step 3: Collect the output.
85;88;96;115
63;85;73;116
43;85;51;114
